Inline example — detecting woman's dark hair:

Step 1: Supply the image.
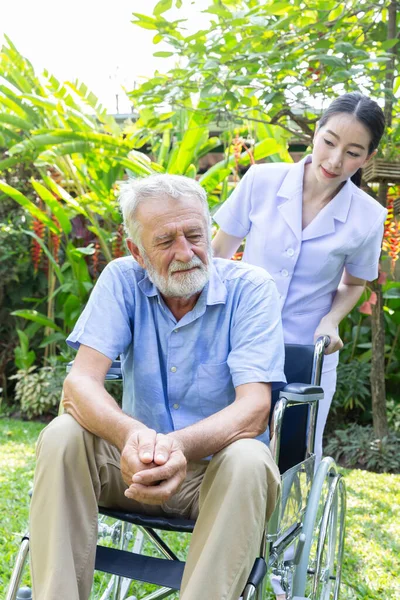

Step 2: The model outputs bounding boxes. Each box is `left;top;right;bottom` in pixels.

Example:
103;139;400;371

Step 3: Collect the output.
317;92;385;186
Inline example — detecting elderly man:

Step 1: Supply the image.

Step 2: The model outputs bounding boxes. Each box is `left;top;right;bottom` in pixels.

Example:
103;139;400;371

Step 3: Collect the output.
29;174;285;600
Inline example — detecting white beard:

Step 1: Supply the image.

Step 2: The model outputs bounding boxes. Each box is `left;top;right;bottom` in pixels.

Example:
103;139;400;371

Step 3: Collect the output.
142;249;212;298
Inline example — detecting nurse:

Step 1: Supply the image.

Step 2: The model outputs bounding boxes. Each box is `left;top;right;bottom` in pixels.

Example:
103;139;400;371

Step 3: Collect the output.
212;92;387;465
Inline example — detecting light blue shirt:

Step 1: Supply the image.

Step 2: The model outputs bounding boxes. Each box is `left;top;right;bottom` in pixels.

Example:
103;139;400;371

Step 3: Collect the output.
67;257;286;446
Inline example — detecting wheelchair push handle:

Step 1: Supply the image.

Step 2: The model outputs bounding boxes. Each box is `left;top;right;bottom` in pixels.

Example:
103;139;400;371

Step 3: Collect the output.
315;335;331;348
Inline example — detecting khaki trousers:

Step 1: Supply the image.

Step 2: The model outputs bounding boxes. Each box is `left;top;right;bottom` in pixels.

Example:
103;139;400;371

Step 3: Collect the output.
30;414;280;600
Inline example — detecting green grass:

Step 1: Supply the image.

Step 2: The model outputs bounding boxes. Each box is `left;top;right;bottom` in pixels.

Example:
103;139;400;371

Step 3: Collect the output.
1;418;399;599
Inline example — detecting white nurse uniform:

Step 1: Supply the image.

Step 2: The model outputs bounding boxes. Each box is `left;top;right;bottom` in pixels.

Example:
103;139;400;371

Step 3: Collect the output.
214;155;387;463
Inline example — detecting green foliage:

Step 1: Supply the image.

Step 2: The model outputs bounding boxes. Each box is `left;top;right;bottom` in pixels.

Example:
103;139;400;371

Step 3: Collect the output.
325;424;400;474
9;365;64;418
14;329;35;371
387;397;400;433
130;0;400;152
333;280;400;427
335;360;371;412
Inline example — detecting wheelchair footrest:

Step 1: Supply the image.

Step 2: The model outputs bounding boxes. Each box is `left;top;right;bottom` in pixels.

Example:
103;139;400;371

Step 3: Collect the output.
95;545;185;590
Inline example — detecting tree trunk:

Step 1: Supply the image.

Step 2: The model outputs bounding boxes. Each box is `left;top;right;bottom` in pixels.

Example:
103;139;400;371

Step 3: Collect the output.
370;174;388;439
370;279;388;439
369;0;397;439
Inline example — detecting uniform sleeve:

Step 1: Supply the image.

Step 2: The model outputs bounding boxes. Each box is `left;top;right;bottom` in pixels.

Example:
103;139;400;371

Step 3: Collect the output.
227;277;286;388
345;212;386;281
66;261;134;359
213;166;257;238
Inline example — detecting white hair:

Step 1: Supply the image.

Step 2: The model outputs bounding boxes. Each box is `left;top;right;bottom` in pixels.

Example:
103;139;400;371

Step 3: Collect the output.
118;174;211;246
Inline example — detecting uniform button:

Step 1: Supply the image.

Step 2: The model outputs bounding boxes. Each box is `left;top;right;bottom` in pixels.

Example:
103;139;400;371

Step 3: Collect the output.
173;329;179;333
173;403;179;410
287;248;294;257
170;366;177;373
281;269;289;277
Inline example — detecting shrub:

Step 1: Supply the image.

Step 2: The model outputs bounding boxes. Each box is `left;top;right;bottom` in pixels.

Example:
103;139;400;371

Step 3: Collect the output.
325;423;400;474
334;360;371;412
387;397;400;433
10;364;65;418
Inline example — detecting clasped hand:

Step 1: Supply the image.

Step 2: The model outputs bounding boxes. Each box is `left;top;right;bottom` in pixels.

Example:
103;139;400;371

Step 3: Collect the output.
121;429;187;505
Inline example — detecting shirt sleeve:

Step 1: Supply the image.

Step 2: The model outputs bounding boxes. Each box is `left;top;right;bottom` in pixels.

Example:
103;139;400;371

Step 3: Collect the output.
213;166;257;238
227;276;286;388
66;261;134;359
345;212;386;281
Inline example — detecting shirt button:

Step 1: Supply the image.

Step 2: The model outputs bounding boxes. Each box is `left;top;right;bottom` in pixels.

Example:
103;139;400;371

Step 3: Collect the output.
281;269;289;277
173;403;179;410
173;329;179;333
170;366;177;373
287;248;294;257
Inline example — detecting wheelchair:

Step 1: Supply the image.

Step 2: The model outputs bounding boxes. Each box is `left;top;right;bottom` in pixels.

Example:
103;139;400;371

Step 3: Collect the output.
7;336;346;600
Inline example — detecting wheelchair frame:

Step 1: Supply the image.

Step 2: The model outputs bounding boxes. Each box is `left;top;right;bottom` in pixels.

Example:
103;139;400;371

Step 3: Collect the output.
7;336;346;600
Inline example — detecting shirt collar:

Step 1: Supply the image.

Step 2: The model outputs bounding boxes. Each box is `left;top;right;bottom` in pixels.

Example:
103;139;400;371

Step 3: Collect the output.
277;153;352;222
206;261;228;306
277;154;310;201
138;271;159;297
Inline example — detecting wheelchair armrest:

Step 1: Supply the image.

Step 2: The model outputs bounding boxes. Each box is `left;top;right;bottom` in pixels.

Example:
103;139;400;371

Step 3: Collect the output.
66;360;122;381
279;383;324;404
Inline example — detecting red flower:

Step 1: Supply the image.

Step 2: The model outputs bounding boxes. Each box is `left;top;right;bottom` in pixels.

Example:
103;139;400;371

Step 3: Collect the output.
359;301;372;315
369;292;377;305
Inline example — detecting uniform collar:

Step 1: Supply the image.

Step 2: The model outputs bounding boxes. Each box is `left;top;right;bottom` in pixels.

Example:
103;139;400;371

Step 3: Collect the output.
277;154;353;241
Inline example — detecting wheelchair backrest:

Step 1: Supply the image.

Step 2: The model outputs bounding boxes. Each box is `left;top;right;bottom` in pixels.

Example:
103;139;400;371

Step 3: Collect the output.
270;344;315;473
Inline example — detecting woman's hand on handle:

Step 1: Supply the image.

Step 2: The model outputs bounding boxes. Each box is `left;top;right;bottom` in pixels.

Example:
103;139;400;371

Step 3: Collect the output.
314;317;343;354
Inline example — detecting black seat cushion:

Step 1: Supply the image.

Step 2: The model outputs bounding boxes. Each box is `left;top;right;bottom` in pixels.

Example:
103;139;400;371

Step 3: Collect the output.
99;507;195;533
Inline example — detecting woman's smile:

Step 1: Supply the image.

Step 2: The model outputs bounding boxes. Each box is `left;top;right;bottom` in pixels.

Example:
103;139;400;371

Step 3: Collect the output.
320;165;340;179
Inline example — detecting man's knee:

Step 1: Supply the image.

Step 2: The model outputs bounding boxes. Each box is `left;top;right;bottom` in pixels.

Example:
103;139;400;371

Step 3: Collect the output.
36;413;90;459
218;438;272;466
213;438;279;483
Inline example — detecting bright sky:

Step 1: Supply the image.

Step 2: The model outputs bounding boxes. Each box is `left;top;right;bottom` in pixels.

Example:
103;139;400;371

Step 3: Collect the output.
0;0;210;113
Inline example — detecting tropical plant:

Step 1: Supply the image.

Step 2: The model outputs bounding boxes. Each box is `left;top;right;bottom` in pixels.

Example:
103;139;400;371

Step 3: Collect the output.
0;37;291;416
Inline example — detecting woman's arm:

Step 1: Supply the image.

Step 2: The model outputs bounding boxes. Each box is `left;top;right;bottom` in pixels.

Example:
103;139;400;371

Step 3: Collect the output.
314;269;366;354
212;229;244;259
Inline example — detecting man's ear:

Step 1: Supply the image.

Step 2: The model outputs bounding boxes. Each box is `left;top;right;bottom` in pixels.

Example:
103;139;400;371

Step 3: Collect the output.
126;239;145;268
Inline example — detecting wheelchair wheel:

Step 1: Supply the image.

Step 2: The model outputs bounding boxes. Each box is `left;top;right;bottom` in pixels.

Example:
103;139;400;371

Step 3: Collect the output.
292;458;346;600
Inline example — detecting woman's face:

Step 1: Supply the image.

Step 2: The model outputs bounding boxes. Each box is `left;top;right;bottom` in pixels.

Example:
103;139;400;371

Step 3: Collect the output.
311;113;374;186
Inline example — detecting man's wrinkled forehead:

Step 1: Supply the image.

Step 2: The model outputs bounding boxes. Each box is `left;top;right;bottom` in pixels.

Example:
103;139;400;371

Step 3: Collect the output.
136;195;208;237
